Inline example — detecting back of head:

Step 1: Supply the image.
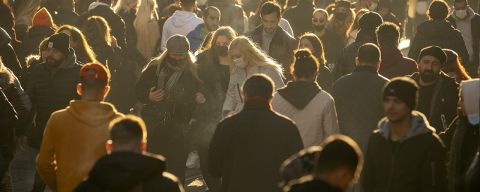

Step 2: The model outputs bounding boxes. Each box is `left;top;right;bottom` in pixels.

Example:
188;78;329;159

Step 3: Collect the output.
242;74;275;100
260;1;281;19
56;25;97;62
292;49;319;79
79;62;111;96
180;0;195;9
109;115;147;150
428;0;450;20
376;22;400;48
358;12;383;31
357;43;381;66
83;16;111;45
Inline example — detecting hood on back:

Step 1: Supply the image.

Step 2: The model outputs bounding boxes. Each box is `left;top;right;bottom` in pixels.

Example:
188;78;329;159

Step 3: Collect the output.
277;81;321;109
0;27;11;48
451;7;476;21
378;111;436;142
171;11;201;28
417;20;456;38
66;100;119;127
87;152;166;191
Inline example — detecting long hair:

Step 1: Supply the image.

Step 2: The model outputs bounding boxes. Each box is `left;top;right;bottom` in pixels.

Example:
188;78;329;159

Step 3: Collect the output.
228;36;284;77
326;6;355;37
298;33;326;66
346;9;368;40
198;26;237;64
442;58;472;82
14;0;40;26
82;16;112;46
114;0;138;13
145;51;201;81
133;0;158;36
56;25;97;63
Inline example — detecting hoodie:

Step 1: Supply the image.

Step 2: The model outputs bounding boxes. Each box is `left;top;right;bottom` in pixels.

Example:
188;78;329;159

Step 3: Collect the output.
75;152;183;192
36;100;124;192
160;11;203;51
362;111;447;192
272;81;339;148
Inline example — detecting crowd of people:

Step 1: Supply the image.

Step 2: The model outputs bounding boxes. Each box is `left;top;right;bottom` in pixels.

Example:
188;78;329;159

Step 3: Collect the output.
0;0;479;191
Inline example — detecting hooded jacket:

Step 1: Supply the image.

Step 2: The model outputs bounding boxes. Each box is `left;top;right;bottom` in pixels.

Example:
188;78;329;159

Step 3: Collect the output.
272;81;339;148
36;100;124;192
0;27;22;76
74;152;183;192
160;11;203;51
187;23;207;52
378;46;418;79
408;20;470;65
362;111;447;192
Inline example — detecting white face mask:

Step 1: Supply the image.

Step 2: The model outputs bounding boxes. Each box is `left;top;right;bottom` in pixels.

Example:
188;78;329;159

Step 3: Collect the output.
455;9;468;19
233;57;248;69
369;2;378;11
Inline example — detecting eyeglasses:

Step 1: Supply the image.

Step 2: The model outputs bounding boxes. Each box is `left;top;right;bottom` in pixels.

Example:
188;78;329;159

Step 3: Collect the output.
313;18;325;23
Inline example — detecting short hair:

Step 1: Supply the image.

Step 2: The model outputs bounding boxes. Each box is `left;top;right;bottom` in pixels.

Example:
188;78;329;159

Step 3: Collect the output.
203;6;220;18
316;135;363;183
242;74;274;100
428;1;450;20
313;8;329;18
260;1;281;19
357;43;381;64
292;49;319;79
376;22;400;48
180;0;196;8
110;115;147;145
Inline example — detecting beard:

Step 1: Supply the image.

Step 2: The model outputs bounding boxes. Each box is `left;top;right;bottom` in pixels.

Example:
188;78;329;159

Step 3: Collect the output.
46;57;63;68
420;69;439;83
206;24;219;31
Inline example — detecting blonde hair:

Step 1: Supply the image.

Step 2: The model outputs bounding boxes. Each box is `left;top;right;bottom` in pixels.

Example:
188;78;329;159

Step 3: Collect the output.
228;36;284;78
15;0;40;26
56;25;97;63
133;0;158;36
114;0;138;13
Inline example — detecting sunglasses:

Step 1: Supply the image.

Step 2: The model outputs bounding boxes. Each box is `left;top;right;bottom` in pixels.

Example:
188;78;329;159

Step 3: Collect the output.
313;18;325;23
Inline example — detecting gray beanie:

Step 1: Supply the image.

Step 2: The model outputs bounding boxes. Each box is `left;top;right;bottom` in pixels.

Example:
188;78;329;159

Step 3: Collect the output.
166;35;190;54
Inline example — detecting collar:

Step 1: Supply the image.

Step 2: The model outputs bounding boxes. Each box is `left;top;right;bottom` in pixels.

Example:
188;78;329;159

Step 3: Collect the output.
262;28;275;38
243;96;272;109
353;65;378;74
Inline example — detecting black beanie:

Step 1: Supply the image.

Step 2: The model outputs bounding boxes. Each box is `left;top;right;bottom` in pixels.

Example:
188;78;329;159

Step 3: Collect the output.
383;77;419;110
418;46;447;66
46;33;70;57
359;12;383;31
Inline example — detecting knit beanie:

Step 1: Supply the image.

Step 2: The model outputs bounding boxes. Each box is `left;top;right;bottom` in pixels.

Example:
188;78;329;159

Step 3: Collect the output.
167;35;190;54
418;46;447;66
46;33;70;57
383;77;419;110
32;8;54;28
335;0;351;9
359;12;383;31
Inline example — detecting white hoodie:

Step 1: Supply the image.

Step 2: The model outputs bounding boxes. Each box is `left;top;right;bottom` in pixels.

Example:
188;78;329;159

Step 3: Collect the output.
160;11;203;51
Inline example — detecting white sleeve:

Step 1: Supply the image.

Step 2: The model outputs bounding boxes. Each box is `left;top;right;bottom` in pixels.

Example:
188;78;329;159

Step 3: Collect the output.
265;68;285;90
323;96;340;139
279;18;294;37
223;73;237;112
160;20;169;52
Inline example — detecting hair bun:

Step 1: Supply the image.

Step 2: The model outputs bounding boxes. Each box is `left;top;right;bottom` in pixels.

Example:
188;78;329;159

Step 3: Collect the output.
295;49;312;60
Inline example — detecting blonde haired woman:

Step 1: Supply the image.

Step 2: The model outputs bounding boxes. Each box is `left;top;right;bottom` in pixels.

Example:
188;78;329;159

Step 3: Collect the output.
134;0;160;61
222;36;285;116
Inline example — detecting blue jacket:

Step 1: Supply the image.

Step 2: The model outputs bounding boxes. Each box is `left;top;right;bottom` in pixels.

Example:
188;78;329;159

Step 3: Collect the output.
187;23;205;52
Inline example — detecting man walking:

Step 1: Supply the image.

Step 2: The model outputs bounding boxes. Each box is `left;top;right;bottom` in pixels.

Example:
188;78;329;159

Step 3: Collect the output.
187;6;220;52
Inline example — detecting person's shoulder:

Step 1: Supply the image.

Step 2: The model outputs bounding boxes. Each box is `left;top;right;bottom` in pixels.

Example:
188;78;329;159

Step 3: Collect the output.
49;108;70;122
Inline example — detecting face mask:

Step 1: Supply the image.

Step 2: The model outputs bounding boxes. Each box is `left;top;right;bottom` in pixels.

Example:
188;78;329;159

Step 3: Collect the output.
335;12;347;21
455;9;468;19
233;57;248;68
215;45;229;57
168;56;188;67
313;24;326;31
369;2;378;11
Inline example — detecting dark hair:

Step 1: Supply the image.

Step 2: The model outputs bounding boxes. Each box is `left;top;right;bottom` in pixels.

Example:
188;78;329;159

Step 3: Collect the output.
167;3;182;17
346;9;369;42
80;75;108;93
198;26;237;63
56;25;97;63
99;0;112;5
242;74;274;100
180;0;196;8
260;1;281;19
454;0;468;4
316;135;363;182
428;1;450;20
110;115;146;144
376;22;400;48
298;33;326;65
203;6;220;18
357;43;381;64
291;49;319;79
82;16;112;46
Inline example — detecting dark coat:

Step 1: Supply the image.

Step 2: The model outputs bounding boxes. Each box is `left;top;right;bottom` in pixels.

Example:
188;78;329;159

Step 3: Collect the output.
317;65;333;93
331;66;389;153
318;29;342;64
408;20;470;65
0;69;28;141
86;35;121;72
245;25;297;81
0;89;17;159
378;46;418;79
288;178;343;192
362;112;447;192
208;100;304;192
74;152;183;192
17;25;55;67
117;9;137;49
77;4;127;49
51;8;79;27
0;2;19;46
26;49;81;144
410;72;459;133
334;32;377;81
0;27;22;77
282;0;316;37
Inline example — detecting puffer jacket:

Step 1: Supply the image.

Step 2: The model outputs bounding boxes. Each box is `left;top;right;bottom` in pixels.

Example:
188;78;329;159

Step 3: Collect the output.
245;25;297;81
408;20;470;65
379;46;418;79
362;111;447;192
334;32;377;81
17;25;54;67
0;27;21;77
2;67;30;137
27;48;82;144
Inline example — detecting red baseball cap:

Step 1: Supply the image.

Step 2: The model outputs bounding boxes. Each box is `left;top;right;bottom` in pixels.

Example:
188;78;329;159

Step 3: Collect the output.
79;63;111;84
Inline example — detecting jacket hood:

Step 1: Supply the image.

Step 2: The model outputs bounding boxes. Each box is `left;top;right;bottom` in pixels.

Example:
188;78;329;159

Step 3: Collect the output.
380;46;403;69
66;100;119;127
277;81;321;109
378;111;436;141
451;7;476;21
417;20;457;38
27;25;54;37
0;27;11;48
171;11;201;28
87;152;166;191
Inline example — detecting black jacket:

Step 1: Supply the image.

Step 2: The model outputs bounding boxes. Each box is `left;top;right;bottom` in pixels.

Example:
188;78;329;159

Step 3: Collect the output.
86;35;121;72
0;27;21;77
282;0;316;37
0;69;28;140
288;178;343;192
318;29;342;64
117;9;137;49
362;112;447;192
208;100;304;192
0;89;17;158
317;65;333;93
26;49;81;144
17;25;55;67
331;66;388;153
334;32;377;81
52;8;79;27
74;152;183;192
77;4;127;49
410;72;459;133
408;20;470;65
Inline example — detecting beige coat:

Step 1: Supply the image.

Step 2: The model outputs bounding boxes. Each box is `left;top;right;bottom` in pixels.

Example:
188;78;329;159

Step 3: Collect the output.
137;21;160;61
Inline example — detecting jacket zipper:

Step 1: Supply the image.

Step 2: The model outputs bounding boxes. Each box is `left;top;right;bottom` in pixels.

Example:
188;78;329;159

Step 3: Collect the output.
386;143;400;192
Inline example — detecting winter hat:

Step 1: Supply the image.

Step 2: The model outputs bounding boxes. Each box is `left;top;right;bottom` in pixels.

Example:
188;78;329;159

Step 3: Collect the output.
46;33;70;57
442;49;458;63
335;1;351;9
167;35;190;55
359;12;383;31
383;77;419;110
378;0;392;10
419;46;447;66
80;63;111;85
32;8;54;28
460;79;480;125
